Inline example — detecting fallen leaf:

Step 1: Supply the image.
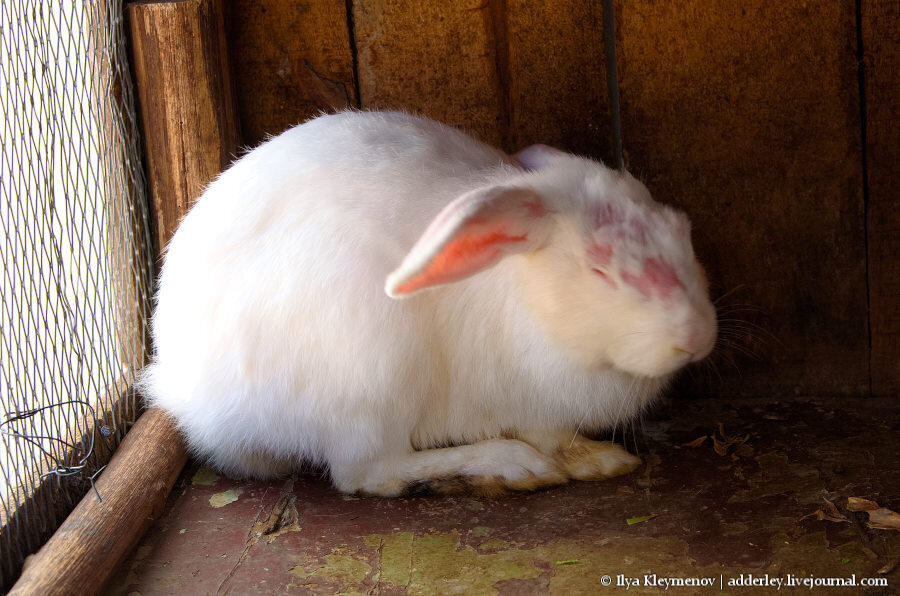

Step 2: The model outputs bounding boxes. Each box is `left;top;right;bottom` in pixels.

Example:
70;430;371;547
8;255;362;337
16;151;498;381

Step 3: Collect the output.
821;498;849;522
626;514;657;525
867;508;900;530
555;559;579;565
712;435;729;456
861;546;879;560
848;497;880;512
800;499;849;524
847;497;900;530
718;423;736;443
877;559;898;575
801;509;850;524
683;435;707;448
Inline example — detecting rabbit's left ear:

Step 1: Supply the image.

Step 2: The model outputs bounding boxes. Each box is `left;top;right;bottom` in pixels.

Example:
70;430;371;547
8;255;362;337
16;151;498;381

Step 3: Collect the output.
513;144;568;171
385;186;554;298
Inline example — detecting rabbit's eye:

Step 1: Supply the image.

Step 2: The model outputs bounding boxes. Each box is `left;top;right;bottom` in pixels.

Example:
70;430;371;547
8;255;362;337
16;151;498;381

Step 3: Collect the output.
591;267;617;288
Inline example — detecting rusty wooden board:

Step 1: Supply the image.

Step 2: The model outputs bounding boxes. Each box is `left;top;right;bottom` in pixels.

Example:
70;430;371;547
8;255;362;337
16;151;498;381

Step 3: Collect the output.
352;0;506;147
863;0;900;397
351;0;614;158
225;0;357;147
503;0;612;160
108;398;899;594
614;1;868;398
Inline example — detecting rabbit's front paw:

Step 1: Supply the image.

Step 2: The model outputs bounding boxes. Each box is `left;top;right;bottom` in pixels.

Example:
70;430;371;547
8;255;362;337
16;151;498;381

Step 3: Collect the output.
457;439;568;494
555;437;642;481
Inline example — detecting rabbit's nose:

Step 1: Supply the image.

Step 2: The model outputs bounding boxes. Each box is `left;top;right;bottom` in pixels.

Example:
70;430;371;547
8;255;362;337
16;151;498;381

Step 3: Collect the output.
678;321;717;362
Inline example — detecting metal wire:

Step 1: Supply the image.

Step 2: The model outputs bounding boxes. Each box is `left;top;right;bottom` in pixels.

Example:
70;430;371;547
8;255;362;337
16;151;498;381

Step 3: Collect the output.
0;1;153;589
602;0;624;171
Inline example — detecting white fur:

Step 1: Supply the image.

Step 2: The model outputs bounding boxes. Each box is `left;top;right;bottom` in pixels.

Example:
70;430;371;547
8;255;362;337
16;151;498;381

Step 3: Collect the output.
140;111;716;495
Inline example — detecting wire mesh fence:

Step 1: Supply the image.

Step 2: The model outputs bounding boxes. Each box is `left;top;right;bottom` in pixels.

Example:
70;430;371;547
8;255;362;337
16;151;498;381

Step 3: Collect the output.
0;0;153;588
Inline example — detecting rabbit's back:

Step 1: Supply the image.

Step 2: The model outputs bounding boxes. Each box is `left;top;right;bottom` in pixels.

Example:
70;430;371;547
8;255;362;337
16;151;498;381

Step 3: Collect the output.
143;112;510;472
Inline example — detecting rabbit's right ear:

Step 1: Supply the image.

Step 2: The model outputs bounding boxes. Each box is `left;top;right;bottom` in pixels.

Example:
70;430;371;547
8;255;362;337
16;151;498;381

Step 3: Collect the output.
386;186;554;298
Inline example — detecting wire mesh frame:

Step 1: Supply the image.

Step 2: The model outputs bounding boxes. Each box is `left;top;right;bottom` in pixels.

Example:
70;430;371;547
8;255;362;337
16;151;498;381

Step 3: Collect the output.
0;1;154;589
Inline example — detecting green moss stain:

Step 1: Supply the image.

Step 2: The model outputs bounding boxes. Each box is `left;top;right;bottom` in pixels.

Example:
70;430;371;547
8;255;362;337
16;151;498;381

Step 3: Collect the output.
410;532;540;595
477;538;511;552
325;522;898;595
365;533;414;586
290;553;372;586
209;488;242;508
470;526;492;537
359;531;708;595
531;536;696;595
191;465;218;486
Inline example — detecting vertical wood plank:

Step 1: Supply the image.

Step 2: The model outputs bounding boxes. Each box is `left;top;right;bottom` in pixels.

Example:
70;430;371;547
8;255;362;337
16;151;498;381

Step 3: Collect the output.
128;0;242;253
352;0;615;157
353;0;504;146
615;1;868;397
505;0;612;160
226;0;357;147
862;0;900;396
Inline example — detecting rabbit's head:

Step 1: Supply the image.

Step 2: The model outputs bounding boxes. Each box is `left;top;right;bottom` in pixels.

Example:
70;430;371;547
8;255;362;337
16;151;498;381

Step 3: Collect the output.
386;145;716;379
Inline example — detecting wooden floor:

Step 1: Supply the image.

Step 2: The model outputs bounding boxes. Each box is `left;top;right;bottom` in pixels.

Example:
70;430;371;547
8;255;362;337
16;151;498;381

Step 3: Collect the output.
109;398;899;595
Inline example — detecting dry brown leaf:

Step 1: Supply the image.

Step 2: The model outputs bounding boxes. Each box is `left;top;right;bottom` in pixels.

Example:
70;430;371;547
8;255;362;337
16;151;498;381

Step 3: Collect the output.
848;497;880;512
847;497;900;530
717;422;735;443
861;546;879;560
877;559;898;575
821;499;848;522
717;423;749;444
683;435;707;448
712;435;729;456
801;504;849;524
710;423;750;458
800;509;824;522
867;508;900;530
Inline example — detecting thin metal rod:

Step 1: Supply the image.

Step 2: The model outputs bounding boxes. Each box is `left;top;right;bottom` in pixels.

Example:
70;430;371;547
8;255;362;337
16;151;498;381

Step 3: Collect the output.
602;0;624;171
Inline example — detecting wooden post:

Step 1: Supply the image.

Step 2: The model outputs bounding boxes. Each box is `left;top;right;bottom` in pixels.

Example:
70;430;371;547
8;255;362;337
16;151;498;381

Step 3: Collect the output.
127;0;242;253
9;410;187;596
9;0;240;593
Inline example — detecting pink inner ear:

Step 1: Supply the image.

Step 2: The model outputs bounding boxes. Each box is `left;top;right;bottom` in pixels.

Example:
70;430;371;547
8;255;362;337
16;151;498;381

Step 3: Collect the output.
621;257;684;299
391;229;528;295
523;199;547;217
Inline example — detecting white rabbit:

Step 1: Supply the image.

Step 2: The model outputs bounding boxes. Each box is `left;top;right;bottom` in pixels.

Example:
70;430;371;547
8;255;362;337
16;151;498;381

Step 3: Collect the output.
141;111;717;496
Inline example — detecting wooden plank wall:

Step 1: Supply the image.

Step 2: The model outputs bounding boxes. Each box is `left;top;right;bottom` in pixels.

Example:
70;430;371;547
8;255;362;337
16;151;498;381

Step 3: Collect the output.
863;0;900;397
615;1;867;398
221;0;894;399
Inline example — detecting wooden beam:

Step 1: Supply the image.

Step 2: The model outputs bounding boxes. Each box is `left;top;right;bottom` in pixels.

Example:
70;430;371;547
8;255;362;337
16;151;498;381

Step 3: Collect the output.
8;409;187;596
